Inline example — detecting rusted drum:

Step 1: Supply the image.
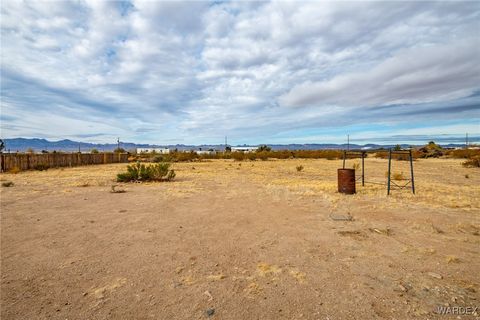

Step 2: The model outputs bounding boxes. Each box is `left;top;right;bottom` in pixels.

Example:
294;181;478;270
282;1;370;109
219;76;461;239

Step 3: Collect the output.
338;168;356;194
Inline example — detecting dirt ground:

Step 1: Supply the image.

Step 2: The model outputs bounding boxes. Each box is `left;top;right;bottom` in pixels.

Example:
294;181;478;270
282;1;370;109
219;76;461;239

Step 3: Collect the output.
1;158;479;319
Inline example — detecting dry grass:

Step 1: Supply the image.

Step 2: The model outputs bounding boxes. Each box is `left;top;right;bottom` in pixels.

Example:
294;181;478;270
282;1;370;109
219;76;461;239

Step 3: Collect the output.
2;158;478;210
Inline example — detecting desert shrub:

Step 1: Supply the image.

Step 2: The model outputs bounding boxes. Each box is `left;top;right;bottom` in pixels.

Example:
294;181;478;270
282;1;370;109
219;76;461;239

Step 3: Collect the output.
1;181;14;187
448;149;480;159
392;172;405;180
465;174;469;179
462;156;480;168
231;152;246;161
152;154;172;163
255;151;269;161
257;145;271;152
375;151;415;160
91;148;99;154
165;149;345;162
352;162;360;170
8;167;21;174
296;165;304;172
33;164;49;171
117;162;176;182
171;151;198;162
114;147;126;153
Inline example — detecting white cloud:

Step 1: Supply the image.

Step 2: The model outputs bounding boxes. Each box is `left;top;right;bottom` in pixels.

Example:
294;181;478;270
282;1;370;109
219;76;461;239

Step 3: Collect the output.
1;1;479;144
279;39;480;108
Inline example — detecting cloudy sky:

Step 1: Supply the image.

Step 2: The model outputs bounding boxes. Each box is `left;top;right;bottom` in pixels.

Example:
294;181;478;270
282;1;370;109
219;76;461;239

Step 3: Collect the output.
1;1;479;145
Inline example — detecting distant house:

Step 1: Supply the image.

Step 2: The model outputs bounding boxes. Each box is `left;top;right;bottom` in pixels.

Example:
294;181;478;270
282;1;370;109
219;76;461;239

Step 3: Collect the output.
195;148;218;155
231;146;258;153
196;150;215;155
136;148;170;154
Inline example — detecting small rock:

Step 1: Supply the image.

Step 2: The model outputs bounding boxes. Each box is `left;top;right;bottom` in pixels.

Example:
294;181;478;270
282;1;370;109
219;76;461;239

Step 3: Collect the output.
204;290;213;301
427;272;443;279
206;308;215;317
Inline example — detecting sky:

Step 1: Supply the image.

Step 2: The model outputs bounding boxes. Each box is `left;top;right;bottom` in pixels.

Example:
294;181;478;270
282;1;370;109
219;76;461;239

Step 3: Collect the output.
1;1;479;145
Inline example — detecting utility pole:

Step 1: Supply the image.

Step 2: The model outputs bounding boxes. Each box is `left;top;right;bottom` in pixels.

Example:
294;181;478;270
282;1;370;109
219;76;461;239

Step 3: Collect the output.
347;134;350;151
117;137;120;151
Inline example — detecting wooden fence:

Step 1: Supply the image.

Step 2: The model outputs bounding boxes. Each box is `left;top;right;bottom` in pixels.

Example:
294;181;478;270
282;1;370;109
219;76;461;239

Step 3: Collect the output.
0;153;129;172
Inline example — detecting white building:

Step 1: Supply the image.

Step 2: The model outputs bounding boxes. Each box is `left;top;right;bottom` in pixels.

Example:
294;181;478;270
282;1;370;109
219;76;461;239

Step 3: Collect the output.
136;148;170;154
196;150;216;155
231;146;258;153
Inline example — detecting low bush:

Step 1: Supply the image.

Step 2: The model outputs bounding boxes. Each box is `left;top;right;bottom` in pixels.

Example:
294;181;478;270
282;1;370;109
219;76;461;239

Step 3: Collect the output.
172;151;198;162
448;149;480;159
8;167;21;174
33;164;49;171
231;152;246;161
375;151;416;160
117;162;176;182
1;181;14;187
296;165;304;172
462;156;480;168
392;172;405;180
133;149;348;162
152;154;172;163
255;151;269;161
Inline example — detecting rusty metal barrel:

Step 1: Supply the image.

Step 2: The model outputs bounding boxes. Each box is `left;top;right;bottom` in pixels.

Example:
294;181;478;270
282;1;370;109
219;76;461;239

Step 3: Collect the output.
338;169;356;194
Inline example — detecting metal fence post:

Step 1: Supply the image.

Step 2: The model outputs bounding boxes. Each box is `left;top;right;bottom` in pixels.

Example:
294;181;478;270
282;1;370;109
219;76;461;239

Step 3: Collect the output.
387;149;392;195
409;149;415;194
361;152;365;186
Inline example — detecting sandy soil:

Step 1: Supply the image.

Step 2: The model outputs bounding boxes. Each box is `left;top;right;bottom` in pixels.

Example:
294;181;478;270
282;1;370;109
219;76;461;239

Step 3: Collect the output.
1;158;479;319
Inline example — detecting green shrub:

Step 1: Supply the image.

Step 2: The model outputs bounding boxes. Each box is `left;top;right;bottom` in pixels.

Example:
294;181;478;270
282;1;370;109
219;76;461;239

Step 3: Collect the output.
91;148;99;154
117;162;176;182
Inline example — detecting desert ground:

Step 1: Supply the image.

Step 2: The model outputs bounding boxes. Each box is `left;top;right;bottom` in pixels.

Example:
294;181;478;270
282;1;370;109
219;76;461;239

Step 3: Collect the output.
1;158;479;319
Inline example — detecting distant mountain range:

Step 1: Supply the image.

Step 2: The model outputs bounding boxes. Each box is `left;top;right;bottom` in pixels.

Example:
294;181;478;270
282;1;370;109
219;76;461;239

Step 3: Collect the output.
0;138;469;153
